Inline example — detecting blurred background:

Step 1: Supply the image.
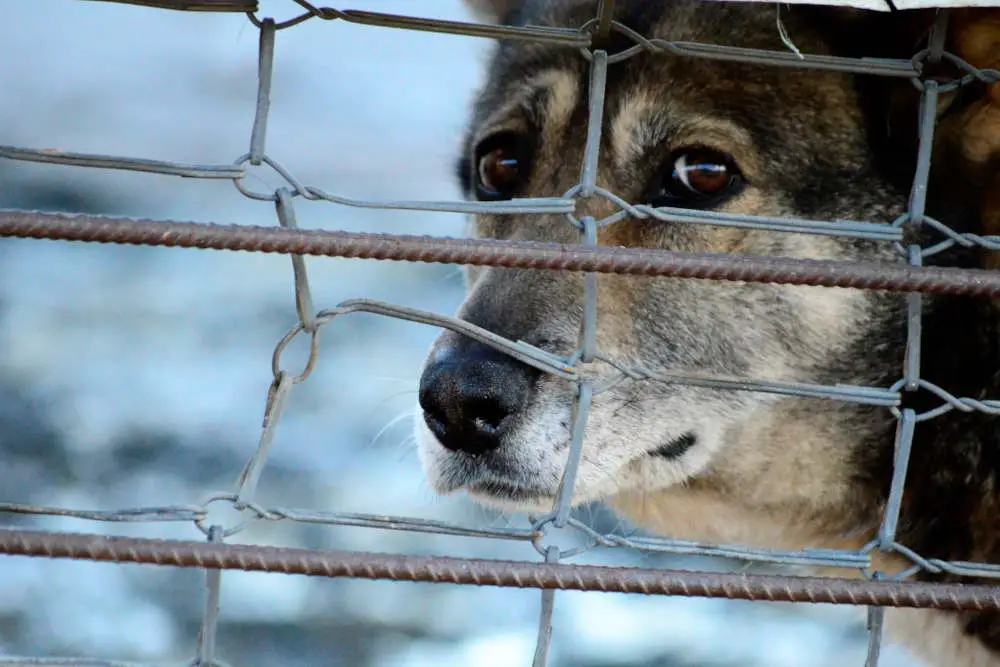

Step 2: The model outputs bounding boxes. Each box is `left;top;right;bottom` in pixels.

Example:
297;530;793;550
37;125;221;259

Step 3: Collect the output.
0;1;922;665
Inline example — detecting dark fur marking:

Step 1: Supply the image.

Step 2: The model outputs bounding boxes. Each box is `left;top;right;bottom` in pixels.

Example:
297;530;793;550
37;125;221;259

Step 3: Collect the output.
650;432;697;459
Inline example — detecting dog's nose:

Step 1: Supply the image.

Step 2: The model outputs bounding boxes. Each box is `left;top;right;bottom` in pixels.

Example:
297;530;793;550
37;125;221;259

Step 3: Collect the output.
418;341;539;455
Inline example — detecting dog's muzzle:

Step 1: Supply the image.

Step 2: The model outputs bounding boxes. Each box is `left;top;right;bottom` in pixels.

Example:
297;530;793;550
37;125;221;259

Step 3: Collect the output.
418;340;540;456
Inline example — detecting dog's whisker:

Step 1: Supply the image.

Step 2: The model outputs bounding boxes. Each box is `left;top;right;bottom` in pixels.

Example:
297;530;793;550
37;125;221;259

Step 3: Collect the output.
368;407;420;451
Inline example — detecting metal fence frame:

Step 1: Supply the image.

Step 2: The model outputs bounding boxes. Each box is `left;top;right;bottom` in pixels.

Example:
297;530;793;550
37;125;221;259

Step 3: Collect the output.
2;1;1000;666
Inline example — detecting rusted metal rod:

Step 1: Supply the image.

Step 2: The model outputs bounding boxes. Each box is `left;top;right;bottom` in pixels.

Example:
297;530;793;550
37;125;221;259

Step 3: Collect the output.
2;528;999;611
2;209;999;296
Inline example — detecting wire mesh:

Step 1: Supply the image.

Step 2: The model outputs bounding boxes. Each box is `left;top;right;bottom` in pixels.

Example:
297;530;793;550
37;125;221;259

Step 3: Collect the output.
2;1;1000;666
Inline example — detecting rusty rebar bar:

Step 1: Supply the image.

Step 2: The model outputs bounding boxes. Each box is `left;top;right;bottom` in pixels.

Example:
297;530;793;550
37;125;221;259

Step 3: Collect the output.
2;528;999;611
3;209;999;296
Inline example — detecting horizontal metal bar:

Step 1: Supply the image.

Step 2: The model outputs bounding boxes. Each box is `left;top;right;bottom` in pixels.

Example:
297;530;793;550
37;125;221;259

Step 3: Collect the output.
78;0;256;10
3;528;1000;610
0;147;244;179
623;366;900;406
612;535;871;570
0;658;160;667
3;210;1000;297
0;502;204;523
634;206;902;242
663;40;917;77
247;506;538;541
338;10;590;46
603;22;919;76
304;187;575;215
565;519;871;570
0;497;536;541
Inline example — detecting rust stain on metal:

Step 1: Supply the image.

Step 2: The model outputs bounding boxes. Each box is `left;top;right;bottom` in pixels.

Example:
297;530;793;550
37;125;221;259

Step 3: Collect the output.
2;209;1000;296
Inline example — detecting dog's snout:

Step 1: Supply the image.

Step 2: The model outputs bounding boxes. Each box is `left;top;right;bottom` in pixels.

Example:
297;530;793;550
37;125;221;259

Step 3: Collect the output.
418;342;539;455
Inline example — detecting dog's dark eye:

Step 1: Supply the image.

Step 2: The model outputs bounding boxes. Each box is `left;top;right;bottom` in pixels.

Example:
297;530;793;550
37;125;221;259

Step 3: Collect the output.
473;133;531;201
648;148;744;208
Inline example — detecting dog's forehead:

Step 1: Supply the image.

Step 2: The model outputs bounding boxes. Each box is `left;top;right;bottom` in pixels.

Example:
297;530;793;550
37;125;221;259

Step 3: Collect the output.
473;1;842;132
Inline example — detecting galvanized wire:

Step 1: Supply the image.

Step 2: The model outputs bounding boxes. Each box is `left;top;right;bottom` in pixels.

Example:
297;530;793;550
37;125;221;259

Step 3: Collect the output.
82;0;255;11
3;2;1000;667
0;659;165;667
10;494;1000;577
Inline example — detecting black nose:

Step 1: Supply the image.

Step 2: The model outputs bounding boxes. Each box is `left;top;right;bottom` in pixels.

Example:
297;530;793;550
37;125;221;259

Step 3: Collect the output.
418;341;539;455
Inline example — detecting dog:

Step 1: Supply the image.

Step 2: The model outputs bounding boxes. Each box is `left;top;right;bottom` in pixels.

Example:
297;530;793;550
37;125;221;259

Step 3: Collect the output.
413;1;1000;664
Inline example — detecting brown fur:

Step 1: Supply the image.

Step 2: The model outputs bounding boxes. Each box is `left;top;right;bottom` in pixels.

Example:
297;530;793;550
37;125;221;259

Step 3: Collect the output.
948;10;1000;270
414;2;1000;664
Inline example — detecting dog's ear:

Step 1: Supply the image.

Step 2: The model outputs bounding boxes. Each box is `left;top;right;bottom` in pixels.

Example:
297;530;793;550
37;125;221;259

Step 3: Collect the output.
463;0;522;24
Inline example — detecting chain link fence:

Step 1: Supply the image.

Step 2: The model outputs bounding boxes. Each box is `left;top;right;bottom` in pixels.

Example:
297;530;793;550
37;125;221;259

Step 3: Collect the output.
1;0;1000;665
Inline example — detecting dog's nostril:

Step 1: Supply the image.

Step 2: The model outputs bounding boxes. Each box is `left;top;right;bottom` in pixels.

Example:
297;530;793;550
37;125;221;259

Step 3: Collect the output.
418;343;539;456
423;411;448;438
469;397;510;433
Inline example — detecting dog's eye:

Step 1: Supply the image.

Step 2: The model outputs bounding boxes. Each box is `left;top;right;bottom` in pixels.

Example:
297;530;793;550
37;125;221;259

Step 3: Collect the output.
473;133;531;201
648;148;744;208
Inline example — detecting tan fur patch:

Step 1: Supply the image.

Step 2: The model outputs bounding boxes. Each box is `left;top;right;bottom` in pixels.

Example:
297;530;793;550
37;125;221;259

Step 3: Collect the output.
539;69;580;146
610;400;882;554
475;69;580;147
887;608;1000;667
948;9;1000;271
609;88;666;168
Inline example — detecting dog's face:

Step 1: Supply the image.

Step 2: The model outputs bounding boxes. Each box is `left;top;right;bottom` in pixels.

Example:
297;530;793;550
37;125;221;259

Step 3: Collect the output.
416;0;911;521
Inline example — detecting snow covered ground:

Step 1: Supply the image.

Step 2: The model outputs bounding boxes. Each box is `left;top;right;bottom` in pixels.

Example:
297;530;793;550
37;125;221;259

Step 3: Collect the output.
0;1;923;666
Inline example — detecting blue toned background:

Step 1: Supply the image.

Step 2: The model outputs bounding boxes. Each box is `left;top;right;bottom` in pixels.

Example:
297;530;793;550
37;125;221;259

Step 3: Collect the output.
0;1;920;665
